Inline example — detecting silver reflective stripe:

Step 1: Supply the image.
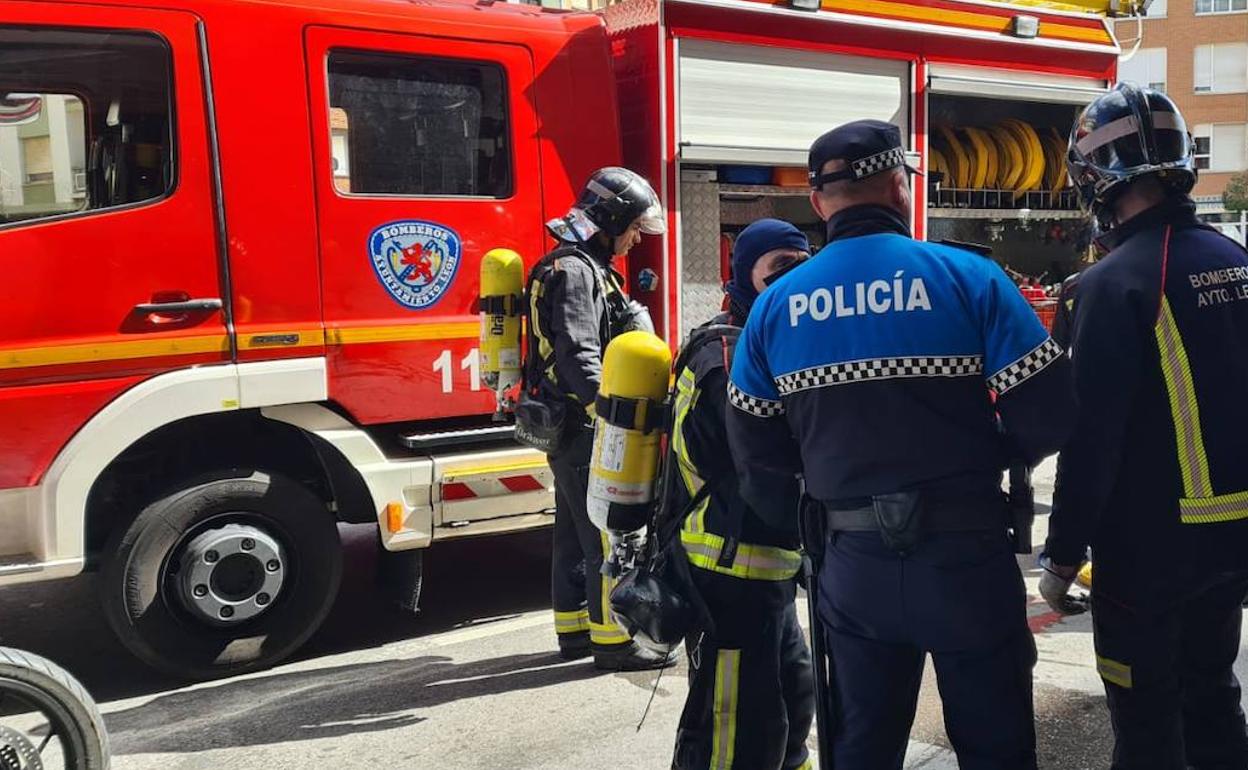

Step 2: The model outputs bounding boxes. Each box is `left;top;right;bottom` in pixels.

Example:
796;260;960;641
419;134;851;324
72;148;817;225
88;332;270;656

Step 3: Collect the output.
1076;114;1140;156
585;178;617;199
1152;111;1183;132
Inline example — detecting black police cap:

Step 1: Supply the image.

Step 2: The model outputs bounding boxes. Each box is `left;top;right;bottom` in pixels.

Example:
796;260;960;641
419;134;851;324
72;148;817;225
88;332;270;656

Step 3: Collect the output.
808;119;921;189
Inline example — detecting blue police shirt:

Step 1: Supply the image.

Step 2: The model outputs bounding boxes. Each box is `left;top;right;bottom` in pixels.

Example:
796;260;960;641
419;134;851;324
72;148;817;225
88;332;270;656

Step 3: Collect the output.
726;206;1074;506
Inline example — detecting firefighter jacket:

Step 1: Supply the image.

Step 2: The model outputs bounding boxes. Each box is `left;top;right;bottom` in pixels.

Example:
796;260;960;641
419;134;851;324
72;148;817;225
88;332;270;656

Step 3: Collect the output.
525;241;628;427
670;316;802;582
726;204;1075;517
1046;199;1248;600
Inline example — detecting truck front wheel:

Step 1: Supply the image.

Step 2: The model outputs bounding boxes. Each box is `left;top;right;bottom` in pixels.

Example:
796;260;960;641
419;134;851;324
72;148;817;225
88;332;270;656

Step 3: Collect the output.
100;470;343;680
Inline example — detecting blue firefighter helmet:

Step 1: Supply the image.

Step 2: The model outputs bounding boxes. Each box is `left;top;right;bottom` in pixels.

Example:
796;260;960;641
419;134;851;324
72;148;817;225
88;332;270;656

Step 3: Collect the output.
1067;82;1196;228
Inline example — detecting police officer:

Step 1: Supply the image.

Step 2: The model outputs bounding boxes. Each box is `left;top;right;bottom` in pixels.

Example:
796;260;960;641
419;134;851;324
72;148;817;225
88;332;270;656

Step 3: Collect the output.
726;120;1075;769
1040;83;1248;769
525;167;676;671
670;219;814;770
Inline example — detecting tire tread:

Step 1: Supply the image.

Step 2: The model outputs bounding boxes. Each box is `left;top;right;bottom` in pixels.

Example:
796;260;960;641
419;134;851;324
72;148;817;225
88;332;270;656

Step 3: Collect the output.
0;646;110;769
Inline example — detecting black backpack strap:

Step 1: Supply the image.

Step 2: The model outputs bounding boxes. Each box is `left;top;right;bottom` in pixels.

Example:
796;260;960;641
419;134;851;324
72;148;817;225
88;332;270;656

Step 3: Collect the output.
650;324;744;557
522;246;606;394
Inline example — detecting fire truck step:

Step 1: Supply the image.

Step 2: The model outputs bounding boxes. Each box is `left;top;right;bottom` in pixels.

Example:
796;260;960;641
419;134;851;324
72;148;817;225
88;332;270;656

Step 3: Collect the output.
400;424;515;451
0;555;41;577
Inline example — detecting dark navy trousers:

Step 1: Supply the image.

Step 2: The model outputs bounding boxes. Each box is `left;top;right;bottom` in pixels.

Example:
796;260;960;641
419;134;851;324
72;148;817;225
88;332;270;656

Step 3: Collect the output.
1092;569;1248;770
673;569;815;770
816;530;1037;770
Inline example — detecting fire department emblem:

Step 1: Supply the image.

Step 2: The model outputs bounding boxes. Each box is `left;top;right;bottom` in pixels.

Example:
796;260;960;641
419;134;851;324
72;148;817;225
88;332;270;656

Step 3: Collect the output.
368;220;462;309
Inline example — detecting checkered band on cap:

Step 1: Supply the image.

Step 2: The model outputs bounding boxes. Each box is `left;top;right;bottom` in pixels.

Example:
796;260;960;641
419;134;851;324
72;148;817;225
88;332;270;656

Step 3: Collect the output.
853;147;906;180
728;382;784;418
775;355;984;395
988;338;1064;394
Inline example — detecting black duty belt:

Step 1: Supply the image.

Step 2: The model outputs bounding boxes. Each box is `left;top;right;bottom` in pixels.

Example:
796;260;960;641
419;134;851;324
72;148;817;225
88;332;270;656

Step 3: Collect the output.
825;500;1004;533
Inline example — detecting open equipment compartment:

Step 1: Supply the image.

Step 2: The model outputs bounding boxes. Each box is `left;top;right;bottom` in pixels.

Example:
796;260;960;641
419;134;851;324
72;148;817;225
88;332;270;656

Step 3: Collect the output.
924;66;1114;281
606;0;1121;344
678;167;825;336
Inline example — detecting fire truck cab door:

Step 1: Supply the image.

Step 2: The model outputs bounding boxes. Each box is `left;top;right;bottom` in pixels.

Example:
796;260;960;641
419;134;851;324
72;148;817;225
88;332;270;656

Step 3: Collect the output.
0;4;228;490
305;27;544;425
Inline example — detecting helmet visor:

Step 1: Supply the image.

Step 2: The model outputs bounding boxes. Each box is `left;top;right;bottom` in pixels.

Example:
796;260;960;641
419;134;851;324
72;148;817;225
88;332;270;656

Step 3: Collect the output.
1076;114;1149;172
1075;111;1192;177
547;207;601;243
636;201;667;235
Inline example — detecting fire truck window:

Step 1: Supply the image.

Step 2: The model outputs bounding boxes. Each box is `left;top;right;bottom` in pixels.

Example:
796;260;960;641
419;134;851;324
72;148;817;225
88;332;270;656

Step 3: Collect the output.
327;51;512;198
0;27;172;227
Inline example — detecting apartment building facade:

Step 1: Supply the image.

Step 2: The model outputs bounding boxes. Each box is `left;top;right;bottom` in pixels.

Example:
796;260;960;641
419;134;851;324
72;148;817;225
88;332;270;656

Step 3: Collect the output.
0;95;87;221
1117;0;1248;221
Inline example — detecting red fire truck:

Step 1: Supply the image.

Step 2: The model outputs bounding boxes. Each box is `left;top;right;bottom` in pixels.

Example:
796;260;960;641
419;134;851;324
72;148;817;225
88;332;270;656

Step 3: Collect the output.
0;0;1122;678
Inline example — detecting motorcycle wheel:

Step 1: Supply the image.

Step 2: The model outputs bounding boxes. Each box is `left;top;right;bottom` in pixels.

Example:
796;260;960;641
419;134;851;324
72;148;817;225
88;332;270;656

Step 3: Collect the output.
0;647;109;770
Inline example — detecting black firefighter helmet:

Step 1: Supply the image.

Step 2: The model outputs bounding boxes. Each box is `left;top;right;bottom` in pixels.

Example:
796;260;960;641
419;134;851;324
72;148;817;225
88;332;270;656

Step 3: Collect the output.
546;167;666;244
1067;82;1196;229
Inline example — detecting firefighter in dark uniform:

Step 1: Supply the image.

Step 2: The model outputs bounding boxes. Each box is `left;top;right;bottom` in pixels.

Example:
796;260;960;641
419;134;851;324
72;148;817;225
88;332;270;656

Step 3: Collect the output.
670;219;815;770
525;167;676;671
1040;83;1248;770
726;120;1075;769
1049;271;1081;351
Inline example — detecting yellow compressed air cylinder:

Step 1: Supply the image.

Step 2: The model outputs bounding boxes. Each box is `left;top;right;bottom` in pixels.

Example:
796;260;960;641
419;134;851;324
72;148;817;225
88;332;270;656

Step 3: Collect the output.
479;249;525;398
587;331;673;531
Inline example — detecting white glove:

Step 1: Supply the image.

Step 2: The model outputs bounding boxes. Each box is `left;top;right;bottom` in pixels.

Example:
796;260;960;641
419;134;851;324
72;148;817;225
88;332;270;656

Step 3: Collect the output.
1039;555;1087;616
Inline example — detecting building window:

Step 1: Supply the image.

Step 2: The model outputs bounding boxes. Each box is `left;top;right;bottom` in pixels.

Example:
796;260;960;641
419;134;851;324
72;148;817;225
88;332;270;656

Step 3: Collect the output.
0;28;172;227
1194;133;1212;170
20;135;52;183
1119;48;1167;92
1193;124;1247;172
1194;44;1248;93
1146;0;1167;15
1196;0;1246;13
327;50;512;198
329;108;351;194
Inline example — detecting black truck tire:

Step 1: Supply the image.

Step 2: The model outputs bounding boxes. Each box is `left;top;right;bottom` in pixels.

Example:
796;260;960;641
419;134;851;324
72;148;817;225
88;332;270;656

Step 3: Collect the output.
100;470;342;680
0;646;110;770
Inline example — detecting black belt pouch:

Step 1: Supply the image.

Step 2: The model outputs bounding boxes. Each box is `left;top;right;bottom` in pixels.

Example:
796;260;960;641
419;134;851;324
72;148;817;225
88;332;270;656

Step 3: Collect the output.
871;491;923;555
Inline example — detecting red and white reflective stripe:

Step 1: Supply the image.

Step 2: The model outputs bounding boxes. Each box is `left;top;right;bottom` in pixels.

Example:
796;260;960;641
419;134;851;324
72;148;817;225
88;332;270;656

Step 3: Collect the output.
441;472;551;501
500;474;547;493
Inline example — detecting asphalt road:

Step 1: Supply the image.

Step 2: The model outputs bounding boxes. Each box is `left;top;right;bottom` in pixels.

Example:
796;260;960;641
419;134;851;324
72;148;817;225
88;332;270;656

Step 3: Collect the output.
0;459;1244;769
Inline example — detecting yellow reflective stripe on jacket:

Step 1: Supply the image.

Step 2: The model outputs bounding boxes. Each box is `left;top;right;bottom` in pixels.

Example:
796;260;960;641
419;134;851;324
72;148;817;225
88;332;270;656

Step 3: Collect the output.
528;277;560;388
681;529;801;581
672;368;710;532
553;609;590;635
1180;491;1248;524
1096;655;1133;689
1154;297;1248;522
673;366;799;580
710;649;741;770
1156;297;1213;499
